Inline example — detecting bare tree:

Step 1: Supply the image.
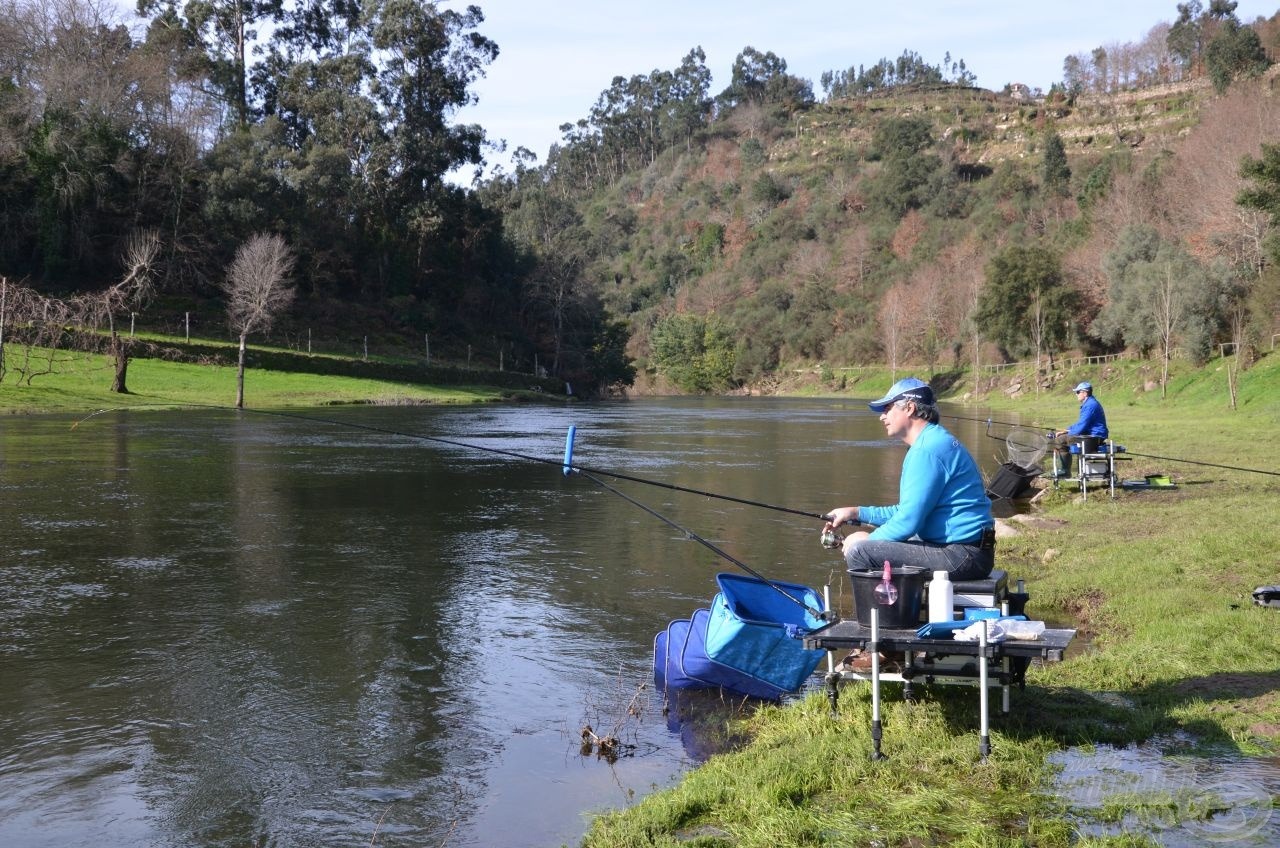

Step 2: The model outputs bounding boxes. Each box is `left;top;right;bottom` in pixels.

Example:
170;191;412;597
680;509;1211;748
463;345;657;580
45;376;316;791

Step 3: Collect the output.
898;262;950;377
890;209;926;260
0;229;158;390
84;228;160;393
522;247;591;379
786;241;831;289
1027;285;1052;392
878;287;905;382
936;238;988;391
223;233;296;408
0;277;75;385
835;225;874;293
1222;270;1251;410
1150;261;1187;399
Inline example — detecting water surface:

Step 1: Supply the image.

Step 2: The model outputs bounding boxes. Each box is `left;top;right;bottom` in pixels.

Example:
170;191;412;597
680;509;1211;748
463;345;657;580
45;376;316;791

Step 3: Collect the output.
1;397;1016;846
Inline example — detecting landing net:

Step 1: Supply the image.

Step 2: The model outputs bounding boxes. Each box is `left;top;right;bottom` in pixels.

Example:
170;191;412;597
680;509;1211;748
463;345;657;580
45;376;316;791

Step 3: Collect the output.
1005;427;1049;470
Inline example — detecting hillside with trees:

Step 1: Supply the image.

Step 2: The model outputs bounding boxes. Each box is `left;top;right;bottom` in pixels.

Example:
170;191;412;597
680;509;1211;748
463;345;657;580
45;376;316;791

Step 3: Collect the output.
480;1;1280;396
2;0;1279;399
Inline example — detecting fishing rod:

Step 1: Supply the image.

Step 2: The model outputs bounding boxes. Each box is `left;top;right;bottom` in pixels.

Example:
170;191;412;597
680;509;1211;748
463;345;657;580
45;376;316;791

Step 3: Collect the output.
948;412;1024;431
948;413;1280;478
1106;450;1280;477
98;401;849;524
72;402;846;619
577;471;835;622
559;426;837;623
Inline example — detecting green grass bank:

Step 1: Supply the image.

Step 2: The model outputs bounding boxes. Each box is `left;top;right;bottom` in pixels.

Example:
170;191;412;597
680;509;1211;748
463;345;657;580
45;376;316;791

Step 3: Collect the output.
0;343;546;413
580;353;1280;848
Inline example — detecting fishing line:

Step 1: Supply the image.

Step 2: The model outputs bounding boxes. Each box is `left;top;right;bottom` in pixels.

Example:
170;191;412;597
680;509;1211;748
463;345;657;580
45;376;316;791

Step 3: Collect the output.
571;466;835;622
557;423;835;619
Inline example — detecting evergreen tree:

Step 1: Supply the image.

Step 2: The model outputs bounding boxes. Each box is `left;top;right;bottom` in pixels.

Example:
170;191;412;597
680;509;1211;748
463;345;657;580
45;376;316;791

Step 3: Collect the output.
1238;142;1280;263
1042;132;1071;196
650;313;736;392
974;245;1078;371
1167;1;1205;75
1204;17;1269;93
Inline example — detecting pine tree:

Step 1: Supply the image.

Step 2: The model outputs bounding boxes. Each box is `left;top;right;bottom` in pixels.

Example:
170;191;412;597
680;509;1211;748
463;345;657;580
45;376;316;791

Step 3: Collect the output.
1042;132;1071;196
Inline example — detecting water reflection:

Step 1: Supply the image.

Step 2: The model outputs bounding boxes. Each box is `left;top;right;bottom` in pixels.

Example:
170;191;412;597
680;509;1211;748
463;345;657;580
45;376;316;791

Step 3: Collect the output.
0;398;1032;847
1051;734;1280;845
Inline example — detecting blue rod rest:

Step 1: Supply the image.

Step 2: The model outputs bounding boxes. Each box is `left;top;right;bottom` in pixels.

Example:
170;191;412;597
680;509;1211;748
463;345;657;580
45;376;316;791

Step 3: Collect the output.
562;425;576;476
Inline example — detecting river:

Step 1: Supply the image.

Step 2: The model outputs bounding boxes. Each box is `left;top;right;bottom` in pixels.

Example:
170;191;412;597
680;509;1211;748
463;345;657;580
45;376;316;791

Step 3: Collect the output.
1;397;1014;847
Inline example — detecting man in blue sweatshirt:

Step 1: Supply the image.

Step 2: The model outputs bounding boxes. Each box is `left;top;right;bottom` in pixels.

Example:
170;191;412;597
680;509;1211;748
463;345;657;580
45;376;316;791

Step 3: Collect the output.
1050;381;1108;477
824;377;995;582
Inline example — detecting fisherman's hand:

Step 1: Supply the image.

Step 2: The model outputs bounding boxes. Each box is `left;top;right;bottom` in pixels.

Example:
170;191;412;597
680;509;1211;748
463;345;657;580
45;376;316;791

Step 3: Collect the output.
823;507;858;530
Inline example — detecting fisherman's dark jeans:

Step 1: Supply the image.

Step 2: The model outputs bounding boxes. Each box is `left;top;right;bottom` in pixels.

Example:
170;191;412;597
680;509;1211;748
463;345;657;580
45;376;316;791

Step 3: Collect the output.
845;538;994;582
1051;433;1101;477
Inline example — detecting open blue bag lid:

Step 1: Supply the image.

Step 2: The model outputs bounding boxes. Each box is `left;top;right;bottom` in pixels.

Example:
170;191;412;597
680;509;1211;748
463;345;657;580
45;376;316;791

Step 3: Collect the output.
915;620;971;638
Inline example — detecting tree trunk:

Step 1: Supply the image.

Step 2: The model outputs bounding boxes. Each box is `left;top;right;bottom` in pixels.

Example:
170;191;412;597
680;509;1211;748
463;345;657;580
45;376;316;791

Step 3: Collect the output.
236;334;247;409
1;276;7;379
1227;355;1238;411
110;331;129;394
1228;306;1245;411
971;331;981;394
1161;343;1170;400
1031;290;1045;396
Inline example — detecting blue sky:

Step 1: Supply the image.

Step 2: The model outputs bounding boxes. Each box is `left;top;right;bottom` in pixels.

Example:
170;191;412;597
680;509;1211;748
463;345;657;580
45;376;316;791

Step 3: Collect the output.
444;0;1277;176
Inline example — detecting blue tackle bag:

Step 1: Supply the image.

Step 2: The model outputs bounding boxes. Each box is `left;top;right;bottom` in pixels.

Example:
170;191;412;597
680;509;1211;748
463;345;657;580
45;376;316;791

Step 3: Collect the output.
702;573;827;693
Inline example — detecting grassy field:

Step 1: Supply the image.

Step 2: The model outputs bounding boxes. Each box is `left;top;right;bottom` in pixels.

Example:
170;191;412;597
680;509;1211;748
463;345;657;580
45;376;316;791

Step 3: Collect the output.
0;344;519;413
580;353;1280;848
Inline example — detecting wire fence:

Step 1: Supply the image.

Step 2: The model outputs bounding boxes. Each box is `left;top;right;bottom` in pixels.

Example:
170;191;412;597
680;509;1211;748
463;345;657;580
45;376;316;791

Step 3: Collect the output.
984;351;1132;373
51;312;546;378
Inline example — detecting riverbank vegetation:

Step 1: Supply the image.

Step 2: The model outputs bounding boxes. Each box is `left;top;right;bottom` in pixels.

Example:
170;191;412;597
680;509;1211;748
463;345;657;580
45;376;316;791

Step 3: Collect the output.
578;355;1280;847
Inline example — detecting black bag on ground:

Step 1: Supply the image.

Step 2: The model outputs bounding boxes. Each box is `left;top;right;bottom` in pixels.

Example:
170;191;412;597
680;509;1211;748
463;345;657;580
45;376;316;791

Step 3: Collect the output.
986;462;1041;500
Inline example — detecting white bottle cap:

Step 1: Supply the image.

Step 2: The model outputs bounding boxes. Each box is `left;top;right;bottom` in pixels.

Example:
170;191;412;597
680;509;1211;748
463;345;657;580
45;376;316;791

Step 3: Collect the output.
934;570;949;580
